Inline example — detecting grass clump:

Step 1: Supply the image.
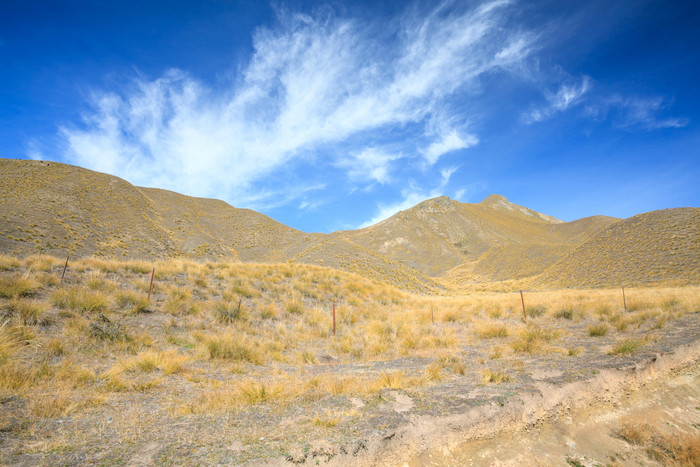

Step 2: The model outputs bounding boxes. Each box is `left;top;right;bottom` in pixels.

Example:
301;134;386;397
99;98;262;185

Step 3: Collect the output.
482;369;510;384
238;380;288;404
588;323;608;337
553;307;575;320
212;299;245;324
526;305;547;318
476;323;509;339
609;339;642;355
52;287;110;313
5;298;50;325
0;274;40;298
285;299;303;315
617;419;700;466
203;334;263;365
511;325;558;354
109;350;188;376
114;289;150;313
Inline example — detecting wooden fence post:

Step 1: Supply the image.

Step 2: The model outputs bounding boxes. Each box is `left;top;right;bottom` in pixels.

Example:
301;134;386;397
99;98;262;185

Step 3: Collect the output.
520;290;527;322
60;255;69;285
148;268;155;301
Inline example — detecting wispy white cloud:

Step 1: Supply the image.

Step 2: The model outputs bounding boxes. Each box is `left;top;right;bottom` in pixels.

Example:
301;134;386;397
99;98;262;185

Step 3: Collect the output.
422;127;478;165
337;147;403;185
524;76;591;123
586;95;689;130
58;1;533;209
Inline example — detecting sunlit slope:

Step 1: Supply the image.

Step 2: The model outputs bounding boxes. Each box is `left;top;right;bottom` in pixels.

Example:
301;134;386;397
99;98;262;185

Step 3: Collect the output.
141;187;322;261
144;187;439;292
291;237;441;293
0;159;177;259
534;208;700;287
339;195;614;277
0;159;439;292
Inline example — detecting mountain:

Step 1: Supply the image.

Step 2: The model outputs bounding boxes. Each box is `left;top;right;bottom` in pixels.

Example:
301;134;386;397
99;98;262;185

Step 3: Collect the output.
532;207;700;287
337;194;617;277
1;158;696;290
0;159;437;292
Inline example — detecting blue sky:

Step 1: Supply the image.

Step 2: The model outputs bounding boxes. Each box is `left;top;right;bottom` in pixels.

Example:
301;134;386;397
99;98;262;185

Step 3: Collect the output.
2;0;698;233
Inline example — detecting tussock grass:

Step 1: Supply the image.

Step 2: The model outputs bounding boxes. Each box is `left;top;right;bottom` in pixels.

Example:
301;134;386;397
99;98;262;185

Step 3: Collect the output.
107;350;189;376
114;289;150;313
526;305;547;318
0;253;697;459
0;255;21;271
610;339;642;355
202;334;264;365
618;417;700;465
5;298;50;325
52;287;110;313
212;299;246;324
588;323;608;337
482;369;510;384
553;306;576;320
512;325;559;354
24;255;61;272
29;387;81;418
476;322;509;339
285;298;304;315
0;321;23;362
0;273;40;298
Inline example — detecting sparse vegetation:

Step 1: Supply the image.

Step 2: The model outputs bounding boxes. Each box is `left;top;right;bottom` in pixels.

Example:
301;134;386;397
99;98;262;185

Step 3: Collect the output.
610;339;643;355
618;418;700;465
588;323;608;337
0;251;696;464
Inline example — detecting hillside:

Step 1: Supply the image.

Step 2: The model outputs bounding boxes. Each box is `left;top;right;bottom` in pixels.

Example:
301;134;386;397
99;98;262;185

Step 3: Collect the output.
533;208;700;287
2;158;697;290
0;159;437;292
0;159;177;259
338;195;616;277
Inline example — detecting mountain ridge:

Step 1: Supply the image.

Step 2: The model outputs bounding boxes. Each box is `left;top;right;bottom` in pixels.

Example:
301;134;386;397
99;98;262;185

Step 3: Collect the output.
1;158;696;290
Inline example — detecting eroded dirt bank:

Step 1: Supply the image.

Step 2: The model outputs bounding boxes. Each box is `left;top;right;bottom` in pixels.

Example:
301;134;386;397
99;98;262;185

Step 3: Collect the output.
410;356;700;466
309;339;700;466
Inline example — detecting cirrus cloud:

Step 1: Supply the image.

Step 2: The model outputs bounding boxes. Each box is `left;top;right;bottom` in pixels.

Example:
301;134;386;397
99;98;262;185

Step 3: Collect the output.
57;0;533;210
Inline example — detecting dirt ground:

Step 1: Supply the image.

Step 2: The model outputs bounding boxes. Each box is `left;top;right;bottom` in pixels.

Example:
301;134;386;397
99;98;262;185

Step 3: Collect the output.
409;353;700;466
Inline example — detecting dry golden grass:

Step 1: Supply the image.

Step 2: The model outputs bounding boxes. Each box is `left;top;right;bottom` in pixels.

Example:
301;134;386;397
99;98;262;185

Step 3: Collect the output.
618;417;700;466
0;273;40;298
0;253;697;464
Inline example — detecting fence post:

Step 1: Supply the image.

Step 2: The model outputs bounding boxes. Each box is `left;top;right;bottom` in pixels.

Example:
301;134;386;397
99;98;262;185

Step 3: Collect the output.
622;287;627;312
148;268;155;301
431;306;435;325
520;290;527;322
60;255;69;285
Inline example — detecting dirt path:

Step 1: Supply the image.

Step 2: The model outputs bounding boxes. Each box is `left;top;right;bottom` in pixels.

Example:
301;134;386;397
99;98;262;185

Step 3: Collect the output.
406;348;700;466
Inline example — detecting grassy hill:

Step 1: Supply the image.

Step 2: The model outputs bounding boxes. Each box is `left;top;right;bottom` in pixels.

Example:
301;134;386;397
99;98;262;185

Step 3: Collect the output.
339;195;616;277
533;208;700;287
0;159;437;292
1;158;696;290
0;159;177;259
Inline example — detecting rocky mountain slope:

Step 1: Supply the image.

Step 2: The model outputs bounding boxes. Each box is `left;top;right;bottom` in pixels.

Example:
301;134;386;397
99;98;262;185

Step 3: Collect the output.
1;158;696;290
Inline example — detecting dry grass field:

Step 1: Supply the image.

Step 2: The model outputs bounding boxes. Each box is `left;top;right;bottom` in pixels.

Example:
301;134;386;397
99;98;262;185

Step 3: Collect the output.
1;254;698;465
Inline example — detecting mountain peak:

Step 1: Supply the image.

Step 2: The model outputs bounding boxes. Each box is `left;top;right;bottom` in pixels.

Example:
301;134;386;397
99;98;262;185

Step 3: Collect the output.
413;195;456;213
480;194;511;206
480;194;562;224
